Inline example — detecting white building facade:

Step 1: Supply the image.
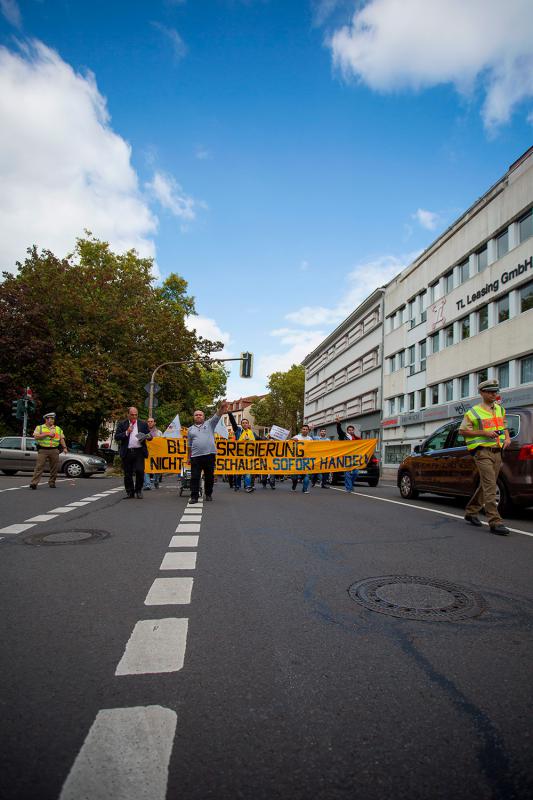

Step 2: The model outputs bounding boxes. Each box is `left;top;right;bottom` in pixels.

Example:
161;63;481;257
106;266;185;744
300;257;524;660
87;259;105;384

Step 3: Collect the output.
381;147;533;473
302;289;384;444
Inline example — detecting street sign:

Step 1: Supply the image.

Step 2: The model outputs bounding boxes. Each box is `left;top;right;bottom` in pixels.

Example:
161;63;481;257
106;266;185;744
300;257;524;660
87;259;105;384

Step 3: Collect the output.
144;397;159;409
144;382;160;394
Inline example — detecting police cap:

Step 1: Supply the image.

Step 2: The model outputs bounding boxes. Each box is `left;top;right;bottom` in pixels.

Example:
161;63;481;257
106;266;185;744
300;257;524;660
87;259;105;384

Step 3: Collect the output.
478;379;499;393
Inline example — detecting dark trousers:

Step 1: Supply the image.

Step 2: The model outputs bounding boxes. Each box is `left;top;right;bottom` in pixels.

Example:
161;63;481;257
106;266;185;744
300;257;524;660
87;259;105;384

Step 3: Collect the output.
122;448;145;495
190;454;216;500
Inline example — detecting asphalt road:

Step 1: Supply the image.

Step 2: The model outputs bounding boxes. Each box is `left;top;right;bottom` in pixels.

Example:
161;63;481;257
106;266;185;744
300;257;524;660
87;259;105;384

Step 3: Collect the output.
1;472;532;800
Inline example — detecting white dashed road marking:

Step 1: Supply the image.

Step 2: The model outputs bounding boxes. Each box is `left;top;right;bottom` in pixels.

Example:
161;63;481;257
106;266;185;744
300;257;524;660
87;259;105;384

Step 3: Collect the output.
48;507;77;513
115;619;189;675
59;706;177;800
176;522;201;532
159;552;197;570
169;535;199;548
67;501;91;507
0;523;35;535
25;514;58;523
144;577;194;605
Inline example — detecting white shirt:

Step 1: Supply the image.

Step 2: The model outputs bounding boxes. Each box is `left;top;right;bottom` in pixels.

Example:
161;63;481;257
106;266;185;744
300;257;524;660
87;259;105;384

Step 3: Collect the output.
127;420;141;448
293;434;314;441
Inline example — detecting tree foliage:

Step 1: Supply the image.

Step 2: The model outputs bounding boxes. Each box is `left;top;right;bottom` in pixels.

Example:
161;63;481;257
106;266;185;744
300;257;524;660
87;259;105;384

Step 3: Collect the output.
0;235;226;449
250;364;305;434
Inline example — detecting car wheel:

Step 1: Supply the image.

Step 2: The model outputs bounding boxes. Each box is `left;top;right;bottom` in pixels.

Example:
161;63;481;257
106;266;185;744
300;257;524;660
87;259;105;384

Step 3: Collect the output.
399;471;419;499
367;479;379;487
63;460;84;479
496;479;510;514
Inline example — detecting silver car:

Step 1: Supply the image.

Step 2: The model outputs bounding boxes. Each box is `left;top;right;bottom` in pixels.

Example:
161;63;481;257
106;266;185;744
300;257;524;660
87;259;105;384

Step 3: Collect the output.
0;436;107;478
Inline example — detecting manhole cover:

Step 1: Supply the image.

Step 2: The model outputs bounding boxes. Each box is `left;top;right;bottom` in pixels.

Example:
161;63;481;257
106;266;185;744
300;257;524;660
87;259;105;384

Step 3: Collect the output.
348;575;486;621
23;529;110;546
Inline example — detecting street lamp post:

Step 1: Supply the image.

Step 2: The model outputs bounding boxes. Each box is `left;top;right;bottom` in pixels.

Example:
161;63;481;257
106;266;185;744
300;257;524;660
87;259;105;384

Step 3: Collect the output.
147;355;253;417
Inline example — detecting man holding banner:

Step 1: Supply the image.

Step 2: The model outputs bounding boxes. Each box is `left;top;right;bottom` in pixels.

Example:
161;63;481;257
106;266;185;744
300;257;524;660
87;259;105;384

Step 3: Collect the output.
228;413;257;493
336;414;361;492
188;400;228;504
291;424;314;494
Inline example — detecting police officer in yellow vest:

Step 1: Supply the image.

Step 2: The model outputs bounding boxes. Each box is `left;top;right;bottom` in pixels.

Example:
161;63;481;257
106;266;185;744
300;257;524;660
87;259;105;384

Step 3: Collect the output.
459;379;511;535
30;412;68;489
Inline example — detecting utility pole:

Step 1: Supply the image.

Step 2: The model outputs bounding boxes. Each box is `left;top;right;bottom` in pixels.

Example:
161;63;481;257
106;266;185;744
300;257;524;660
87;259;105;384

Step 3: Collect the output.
147;355;253;417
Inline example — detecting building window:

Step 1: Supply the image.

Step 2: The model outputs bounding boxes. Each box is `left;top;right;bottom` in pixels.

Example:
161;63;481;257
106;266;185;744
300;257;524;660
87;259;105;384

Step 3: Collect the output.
444;270;454;293
398;349;405;368
419;339;427;359
460;375;470;398
476;245;488;272
498;362;509;389
429;281;440;303
398;395;405;413
408;345;415;365
408;298;415;322
497;295;510;322
430;385;439;405
444;324;454;347
398;306;405;324
496;228;509;259
458;260;469;284
521;355;533;384
419;388;426;408
444;380;453;401
518;209;533;243
477;369;488;385
477;305;488;331
520;280;533;313
408;392;415;411
460;316;470;340
419;290;427;312
385;444;412;465
388;398;396;415
430;332;440;353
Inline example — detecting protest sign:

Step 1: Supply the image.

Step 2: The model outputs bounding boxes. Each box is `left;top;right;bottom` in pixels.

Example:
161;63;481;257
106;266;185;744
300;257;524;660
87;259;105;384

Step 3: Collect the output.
163;414;181;438
146;437;377;475
269;424;290;440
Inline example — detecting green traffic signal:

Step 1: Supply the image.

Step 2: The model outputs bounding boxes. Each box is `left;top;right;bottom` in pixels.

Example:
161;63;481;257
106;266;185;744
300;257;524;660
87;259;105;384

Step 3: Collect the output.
240;351;253;379
11;398;24;420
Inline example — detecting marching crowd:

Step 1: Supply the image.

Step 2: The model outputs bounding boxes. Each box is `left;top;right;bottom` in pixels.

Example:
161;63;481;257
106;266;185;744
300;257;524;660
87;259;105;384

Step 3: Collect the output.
27;377;512;533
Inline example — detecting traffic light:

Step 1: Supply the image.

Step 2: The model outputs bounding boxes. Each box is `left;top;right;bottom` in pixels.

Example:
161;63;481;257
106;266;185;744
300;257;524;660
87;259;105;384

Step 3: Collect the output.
240;351;253;379
27;399;36;415
11;399;24;420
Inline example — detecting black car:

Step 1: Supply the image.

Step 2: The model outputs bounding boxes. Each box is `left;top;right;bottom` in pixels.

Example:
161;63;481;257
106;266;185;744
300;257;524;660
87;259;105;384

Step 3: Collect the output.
329;453;380;487
397;407;533;512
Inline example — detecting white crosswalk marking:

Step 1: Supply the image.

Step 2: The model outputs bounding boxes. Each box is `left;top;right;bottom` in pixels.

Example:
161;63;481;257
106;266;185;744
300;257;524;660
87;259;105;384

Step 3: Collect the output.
59;706;177;800
25;514;57;522
115;619;188;675
0;523;35;535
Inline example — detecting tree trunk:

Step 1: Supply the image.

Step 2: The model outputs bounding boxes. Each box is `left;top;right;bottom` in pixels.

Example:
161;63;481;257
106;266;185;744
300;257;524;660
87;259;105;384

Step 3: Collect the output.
85;421;100;454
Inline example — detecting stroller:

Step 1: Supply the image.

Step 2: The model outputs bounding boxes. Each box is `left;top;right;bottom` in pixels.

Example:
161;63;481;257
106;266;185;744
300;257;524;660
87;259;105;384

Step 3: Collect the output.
179;466;203;498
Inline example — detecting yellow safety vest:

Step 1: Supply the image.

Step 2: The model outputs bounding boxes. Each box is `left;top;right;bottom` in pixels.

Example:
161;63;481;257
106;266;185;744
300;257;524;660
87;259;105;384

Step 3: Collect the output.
464;403;506;450
238;428;255;441
33;424;63;448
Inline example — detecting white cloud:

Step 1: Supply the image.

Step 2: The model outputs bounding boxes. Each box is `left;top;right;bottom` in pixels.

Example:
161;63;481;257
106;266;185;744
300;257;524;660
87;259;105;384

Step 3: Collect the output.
0;40;158;272
0;0;21;28
285;253;412;327
329;0;533;128
412;208;440;231
185;314;232;354
146;170;200;224
194;144;211;160
152;22;188;61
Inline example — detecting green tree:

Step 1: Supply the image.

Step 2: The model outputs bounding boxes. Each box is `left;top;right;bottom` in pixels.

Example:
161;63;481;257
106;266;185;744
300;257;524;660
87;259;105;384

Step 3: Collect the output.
0;235;226;449
250;364;305;434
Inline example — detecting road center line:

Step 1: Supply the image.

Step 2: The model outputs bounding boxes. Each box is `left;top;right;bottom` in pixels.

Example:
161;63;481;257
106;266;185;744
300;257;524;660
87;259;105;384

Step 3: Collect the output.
115;619;189;675
144;577;194;605
176;523;201;533
59;705;177;800
169;535;199;548
329;486;533;538
160;552;197;570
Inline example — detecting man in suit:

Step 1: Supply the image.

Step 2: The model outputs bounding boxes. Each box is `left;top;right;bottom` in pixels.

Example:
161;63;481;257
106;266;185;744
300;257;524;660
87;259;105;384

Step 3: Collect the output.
115;407;151;498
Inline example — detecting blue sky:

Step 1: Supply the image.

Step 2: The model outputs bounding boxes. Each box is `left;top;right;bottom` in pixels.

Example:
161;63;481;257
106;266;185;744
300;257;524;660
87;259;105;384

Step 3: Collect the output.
1;0;532;399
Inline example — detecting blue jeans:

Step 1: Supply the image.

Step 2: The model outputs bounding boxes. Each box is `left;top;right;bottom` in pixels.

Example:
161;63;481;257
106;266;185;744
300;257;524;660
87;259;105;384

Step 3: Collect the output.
344;470;359;491
292;475;310;492
235;474;252;490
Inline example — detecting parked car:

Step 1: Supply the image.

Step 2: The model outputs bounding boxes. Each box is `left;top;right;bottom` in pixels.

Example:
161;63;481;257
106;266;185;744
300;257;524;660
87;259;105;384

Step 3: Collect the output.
66;441;118;465
330;453;381;487
0;437;107;478
397;407;533;512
